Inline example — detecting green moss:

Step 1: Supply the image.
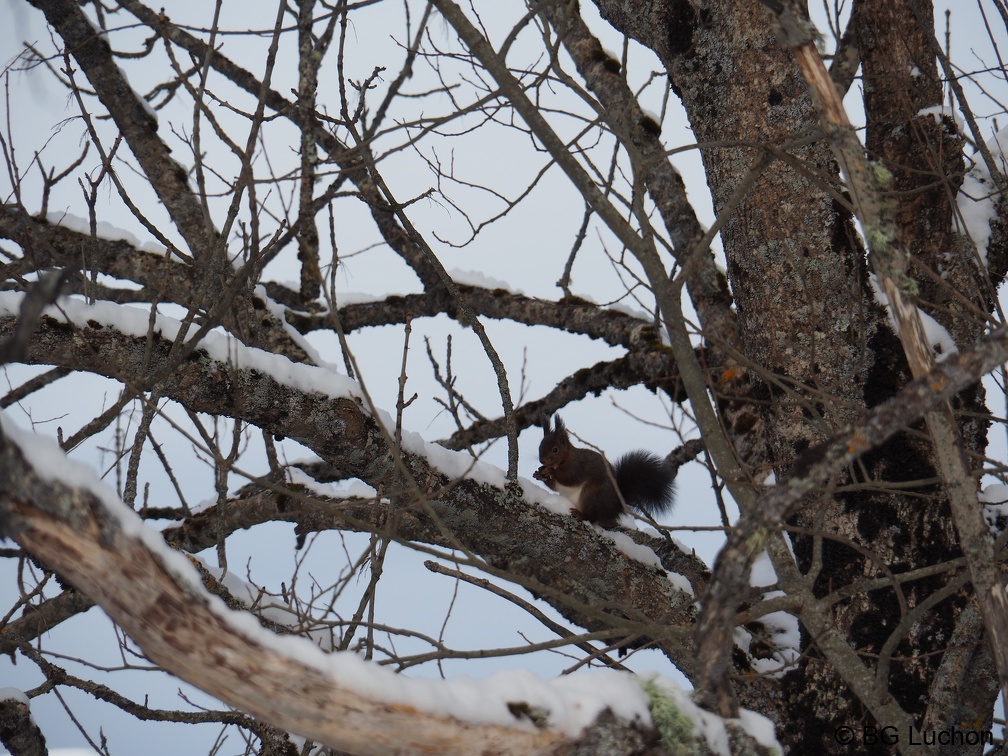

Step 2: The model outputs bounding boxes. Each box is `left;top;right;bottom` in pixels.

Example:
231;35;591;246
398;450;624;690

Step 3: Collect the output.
748;526;769;553
870;161;894;187
642;679;698;754
864;223;895;252
899;274;920;297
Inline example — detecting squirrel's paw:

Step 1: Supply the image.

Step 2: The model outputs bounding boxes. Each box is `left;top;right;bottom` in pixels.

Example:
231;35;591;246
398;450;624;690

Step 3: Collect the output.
533;465;553;482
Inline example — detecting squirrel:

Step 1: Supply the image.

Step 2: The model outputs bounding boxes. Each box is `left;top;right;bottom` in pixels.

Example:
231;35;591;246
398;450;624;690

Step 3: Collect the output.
532;414;676;528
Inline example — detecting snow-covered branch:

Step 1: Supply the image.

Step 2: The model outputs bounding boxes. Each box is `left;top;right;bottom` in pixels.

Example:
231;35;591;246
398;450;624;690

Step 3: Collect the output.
0;417;782;755
0;293;705;672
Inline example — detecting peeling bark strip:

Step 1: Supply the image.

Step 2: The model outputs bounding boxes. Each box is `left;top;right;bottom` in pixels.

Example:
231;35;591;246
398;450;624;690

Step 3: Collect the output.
0;434;574;755
696;319;1008;718
759;0;1008;718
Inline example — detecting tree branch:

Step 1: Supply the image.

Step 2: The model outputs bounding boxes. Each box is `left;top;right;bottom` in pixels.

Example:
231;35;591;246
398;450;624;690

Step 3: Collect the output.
0;429;580;755
27;0;215;259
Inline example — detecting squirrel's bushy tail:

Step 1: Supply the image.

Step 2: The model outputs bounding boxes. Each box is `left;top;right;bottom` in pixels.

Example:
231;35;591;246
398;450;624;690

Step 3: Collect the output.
614;450;676;517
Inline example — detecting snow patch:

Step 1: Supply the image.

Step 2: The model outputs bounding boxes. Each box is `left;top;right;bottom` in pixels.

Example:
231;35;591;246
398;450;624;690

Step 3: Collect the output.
254;285;332;369
0;687;30;706
285;466;379;500
955;125;1008;265
868;274;958;358
448;267;519;293
917;104;963;131
981;484;1008;533
741;553;800;677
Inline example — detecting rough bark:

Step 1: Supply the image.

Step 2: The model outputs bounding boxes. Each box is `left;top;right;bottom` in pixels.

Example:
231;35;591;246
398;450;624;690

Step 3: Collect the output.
591;0;1003;749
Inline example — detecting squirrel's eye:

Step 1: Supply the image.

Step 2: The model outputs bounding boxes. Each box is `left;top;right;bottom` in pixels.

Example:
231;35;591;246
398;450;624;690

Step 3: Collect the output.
552;446;559;454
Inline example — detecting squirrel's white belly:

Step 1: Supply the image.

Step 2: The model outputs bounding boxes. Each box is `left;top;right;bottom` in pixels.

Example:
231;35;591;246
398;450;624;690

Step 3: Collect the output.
554;481;585;510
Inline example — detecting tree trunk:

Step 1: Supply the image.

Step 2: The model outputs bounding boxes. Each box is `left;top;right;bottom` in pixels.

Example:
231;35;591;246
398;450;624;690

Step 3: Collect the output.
593;0;1001;749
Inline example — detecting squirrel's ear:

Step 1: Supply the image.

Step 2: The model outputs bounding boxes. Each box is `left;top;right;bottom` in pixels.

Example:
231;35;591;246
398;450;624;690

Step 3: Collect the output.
554;415;566;434
540;413;553;432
